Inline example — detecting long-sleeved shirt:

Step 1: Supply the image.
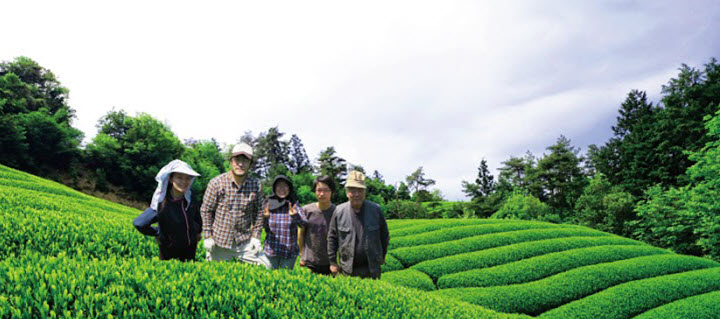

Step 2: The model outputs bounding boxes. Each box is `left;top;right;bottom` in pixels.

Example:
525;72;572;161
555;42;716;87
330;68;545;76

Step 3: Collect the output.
133;197;201;248
264;203;308;258
200;172;265;250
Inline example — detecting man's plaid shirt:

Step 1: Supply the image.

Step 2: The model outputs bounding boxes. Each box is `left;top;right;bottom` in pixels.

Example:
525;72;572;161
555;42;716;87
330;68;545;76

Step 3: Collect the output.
201;172;265;249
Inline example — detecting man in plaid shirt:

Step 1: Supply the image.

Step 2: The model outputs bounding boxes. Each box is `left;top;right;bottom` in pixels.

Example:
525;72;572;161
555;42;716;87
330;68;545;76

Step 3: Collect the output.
201;143;271;268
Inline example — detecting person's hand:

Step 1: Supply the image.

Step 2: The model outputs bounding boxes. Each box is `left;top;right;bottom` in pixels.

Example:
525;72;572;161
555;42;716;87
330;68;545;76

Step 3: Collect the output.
288;204;297;216
330;264;340;276
203;238;215;252
263;203;270;218
299;260;306;267
249;238;262;254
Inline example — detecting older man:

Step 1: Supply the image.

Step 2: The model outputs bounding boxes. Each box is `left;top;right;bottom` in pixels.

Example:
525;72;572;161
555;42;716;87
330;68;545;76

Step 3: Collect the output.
200;143;270;268
327;171;389;279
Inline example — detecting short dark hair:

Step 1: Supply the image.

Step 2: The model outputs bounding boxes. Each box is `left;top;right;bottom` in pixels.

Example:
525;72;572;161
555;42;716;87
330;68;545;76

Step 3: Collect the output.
313;175;335;193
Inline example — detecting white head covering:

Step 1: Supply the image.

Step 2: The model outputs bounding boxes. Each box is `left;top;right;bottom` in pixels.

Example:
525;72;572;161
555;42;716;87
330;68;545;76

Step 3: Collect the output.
150;159;201;211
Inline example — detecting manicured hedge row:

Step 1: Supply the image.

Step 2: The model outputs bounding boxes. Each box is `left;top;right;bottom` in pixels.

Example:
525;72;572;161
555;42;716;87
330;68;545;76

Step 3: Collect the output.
538;266;720;319
391;227;612;268
437;245;669;288
389;222;571;250
633;290;720;319
431;254;719;316
415;236;643;281
0;253;529;319
381;254;405;272
0;187;160;260
381;269;435;291
390;219;509;237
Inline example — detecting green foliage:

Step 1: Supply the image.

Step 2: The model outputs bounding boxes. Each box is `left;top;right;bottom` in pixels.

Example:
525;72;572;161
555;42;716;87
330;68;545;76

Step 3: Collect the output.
492;191;557;222
574;173;636;236
534;135;587;215
422;201;468;219
381;254;405;272
590;58;720;196
0;57;83;174
413;235;638;281
315;146;347;202
405;166;436;199
0;253;526;319
631;107;720;261
434;254;719;316
538;267;720;319
385;200;428;219
633;290;720;319
381;269;435;291
180;139;226;204
392;227;609;268
437;245;669;289
85;110;185;199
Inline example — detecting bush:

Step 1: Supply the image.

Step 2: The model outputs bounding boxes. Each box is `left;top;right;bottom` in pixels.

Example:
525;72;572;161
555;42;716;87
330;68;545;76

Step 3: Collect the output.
538;267;720;319
381;269;435;291
385;200;428;219
492;192;556;222
633;290;720;319
433;254;719;316
437;245;669;288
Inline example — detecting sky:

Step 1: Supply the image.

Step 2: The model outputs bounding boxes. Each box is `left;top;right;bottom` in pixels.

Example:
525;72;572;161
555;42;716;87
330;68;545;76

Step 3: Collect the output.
3;1;720;200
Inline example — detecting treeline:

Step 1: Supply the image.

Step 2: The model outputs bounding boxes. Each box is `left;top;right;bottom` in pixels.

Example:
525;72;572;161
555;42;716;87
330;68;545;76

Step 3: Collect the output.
460;58;720;261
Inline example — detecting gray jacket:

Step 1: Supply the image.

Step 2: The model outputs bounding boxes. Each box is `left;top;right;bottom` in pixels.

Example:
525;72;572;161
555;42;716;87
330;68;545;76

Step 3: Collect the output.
327;200;389;277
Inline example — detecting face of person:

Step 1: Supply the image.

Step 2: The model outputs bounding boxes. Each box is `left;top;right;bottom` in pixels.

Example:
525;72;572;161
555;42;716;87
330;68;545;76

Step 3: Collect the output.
275;180;290;199
170;173;193;195
346;187;365;208
230;155;251;177
314;182;332;204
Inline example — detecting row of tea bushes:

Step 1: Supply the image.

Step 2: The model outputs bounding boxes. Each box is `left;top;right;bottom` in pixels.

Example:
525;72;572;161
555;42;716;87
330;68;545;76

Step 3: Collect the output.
538;267;720;319
436;244;669;288
432;254;719;316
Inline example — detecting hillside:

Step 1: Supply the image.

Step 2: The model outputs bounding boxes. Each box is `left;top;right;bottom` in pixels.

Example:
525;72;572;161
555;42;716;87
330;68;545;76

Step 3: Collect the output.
2;164;720;318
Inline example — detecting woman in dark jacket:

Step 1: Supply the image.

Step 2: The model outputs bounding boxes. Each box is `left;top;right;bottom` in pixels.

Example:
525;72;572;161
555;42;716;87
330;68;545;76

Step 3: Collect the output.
133;159;202;261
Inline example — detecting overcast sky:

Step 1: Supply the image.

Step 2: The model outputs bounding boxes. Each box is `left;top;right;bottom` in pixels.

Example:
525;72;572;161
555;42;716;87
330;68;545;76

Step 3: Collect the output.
3;1;719;200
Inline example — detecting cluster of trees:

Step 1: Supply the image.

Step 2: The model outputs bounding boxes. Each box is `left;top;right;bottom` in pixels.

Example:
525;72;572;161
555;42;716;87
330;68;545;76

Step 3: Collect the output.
0;57;83;174
460;58;720;261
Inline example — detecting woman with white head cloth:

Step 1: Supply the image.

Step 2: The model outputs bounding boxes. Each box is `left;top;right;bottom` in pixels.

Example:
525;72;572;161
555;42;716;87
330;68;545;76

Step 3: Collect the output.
133;159;202;261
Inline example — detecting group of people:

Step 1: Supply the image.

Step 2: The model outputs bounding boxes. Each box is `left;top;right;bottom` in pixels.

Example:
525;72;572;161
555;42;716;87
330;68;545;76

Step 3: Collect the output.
133;143;390;279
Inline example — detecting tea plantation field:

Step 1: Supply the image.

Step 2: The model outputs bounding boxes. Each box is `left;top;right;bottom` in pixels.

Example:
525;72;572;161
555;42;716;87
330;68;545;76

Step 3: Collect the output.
2;164;720;318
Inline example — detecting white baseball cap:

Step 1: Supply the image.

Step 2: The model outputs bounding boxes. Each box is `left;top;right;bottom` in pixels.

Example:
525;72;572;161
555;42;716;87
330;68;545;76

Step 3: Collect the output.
231;143;254;159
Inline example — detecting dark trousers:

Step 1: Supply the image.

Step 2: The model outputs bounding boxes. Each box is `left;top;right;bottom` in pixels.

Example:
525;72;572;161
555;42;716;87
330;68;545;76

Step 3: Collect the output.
159;243;197;261
306;264;332;275
345;263;379;279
